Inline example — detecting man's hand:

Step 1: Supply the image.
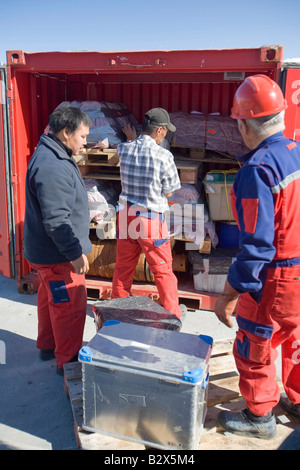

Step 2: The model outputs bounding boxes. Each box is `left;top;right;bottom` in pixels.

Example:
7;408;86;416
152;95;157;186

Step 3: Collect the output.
71;254;89;275
214;279;239;328
122;123;137;142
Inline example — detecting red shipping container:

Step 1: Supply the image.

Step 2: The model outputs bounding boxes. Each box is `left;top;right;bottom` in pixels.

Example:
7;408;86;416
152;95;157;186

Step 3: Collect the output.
1;46;299;309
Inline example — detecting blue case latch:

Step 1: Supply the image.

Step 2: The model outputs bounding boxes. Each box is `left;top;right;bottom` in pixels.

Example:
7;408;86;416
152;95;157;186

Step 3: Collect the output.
183;368;204;384
79;346;93;363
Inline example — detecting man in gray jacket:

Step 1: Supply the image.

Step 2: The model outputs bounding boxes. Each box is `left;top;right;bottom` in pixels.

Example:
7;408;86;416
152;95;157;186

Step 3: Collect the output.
24;106;92;375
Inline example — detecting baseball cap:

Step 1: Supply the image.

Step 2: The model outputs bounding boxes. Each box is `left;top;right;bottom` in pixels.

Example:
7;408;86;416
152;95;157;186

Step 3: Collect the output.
145;108;176;132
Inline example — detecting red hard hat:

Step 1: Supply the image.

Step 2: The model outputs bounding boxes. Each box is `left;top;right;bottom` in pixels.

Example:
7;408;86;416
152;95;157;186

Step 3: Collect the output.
230;74;288;119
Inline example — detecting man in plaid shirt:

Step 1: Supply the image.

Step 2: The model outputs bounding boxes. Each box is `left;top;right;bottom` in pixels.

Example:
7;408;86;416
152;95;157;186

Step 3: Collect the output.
112;108;183;320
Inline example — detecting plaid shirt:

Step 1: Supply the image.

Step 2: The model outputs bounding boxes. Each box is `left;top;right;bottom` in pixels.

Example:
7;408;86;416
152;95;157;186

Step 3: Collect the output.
118;134;181;213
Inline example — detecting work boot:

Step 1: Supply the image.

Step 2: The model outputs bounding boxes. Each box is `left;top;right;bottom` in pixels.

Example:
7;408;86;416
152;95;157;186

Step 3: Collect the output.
280;393;300;419
217;408;277;439
39;349;55;361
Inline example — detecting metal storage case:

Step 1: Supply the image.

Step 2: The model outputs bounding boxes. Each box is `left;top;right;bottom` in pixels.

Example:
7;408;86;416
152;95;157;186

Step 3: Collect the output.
79;321;213;450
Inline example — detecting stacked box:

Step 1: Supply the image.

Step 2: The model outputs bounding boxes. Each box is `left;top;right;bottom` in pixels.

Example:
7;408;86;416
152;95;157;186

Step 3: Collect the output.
190;249;238;293
79;321;213;450
203;170;237;221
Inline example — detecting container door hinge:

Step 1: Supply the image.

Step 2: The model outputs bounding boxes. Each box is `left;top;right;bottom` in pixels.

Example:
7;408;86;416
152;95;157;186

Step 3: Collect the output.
7;51;26;66
15;253;22;263
11;174;19;184
260;46;284;63
6;89;14;100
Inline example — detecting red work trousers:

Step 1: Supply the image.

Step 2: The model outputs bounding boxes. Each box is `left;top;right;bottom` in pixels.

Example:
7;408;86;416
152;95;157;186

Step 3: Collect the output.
111;204;181;318
30;262;87;368
234;263;300;416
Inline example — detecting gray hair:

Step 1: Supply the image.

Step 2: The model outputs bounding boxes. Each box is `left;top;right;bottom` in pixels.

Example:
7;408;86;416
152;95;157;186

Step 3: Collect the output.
242;111;285;137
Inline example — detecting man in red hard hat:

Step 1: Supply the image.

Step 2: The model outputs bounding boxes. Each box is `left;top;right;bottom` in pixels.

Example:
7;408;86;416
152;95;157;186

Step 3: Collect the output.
214;74;300;439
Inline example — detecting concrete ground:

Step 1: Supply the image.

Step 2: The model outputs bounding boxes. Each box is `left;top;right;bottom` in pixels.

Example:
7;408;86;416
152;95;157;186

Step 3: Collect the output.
0;273;280;450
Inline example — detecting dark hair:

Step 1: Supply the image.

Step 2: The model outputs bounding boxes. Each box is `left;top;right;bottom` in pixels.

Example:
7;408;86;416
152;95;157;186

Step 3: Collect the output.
142;116;159;135
49;106;91;134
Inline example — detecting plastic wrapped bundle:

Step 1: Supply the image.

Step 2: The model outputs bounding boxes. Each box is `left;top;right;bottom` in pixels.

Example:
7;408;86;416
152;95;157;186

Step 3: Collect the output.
46;100;139;146
84;179;120;223
92;296;182;332
166;111;248;157
206;115;248;156
85;179;109;222
168;112;206;147
169;183;201;205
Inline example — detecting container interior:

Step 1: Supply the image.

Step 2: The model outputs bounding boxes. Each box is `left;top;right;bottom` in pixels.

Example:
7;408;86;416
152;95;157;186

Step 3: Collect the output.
15;70;252;151
9;57;276;293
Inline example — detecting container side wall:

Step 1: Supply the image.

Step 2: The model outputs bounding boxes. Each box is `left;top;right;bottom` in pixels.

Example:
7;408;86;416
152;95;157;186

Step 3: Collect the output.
64;73;241;121
0;67;14;278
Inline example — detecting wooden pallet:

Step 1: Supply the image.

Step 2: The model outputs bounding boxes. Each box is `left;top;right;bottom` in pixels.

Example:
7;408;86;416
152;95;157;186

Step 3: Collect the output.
90;219;116;239
173;234;212;254
63;338;298;451
171;145;206;160
84;276;218;311
77;148;120;179
82;148;119;165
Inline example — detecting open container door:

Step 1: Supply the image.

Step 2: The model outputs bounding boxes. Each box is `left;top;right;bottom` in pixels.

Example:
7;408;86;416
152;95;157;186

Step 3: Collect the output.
281;59;300;141
0;66;14;279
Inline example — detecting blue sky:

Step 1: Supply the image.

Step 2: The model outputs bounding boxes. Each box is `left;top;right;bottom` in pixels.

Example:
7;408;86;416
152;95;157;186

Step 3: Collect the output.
0;0;299;63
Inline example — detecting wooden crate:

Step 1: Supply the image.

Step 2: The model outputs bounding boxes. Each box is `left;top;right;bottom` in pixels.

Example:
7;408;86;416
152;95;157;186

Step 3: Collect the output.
175;160;201;184
64;338;298;451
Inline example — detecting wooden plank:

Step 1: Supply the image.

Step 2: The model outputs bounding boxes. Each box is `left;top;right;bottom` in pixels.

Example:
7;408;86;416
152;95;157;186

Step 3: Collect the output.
210;354;237;376
85;154;119;166
198;402;298;451
173;235;212;254
171;145;206;161
211;338;235;356
208;339;240;406
75;428;146;451
90;220;116;239
208;373;241;406
84;276;219;310
64;362;82;380
80;160;120;167
82;148;118;156
175;160;201;169
83;148;117;153
82;172;121;180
